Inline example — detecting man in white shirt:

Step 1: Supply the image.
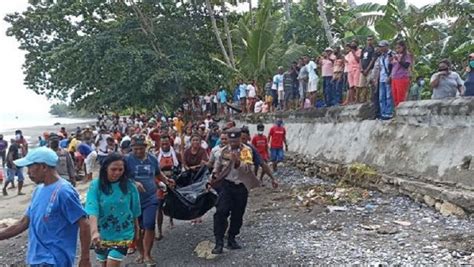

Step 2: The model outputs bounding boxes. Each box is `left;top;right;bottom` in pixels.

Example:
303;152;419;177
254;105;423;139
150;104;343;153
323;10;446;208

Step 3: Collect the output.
272;67;284;110
247;81;257;113
305;56;318;106
94;128;111;166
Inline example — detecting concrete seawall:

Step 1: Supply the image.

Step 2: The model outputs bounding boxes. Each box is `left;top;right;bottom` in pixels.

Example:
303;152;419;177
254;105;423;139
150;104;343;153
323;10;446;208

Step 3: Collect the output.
238;98;474;216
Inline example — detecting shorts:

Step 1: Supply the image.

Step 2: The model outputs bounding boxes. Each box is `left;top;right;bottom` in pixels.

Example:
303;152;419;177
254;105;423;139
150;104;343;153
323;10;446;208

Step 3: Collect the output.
270;148;284;162
85;151;98;175
307;78;318;93
6;168;24;182
299;82;307;101
358;72;369;87
284;90;292;102
348;70;360;88
277;90;285;102
138;198;159;230
95;247;127;262
265;95;273;104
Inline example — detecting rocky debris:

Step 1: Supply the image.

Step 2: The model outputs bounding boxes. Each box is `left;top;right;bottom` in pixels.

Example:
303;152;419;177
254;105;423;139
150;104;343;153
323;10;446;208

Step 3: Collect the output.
438;201;466;217
194;240;219;260
1;164;474;265
284;152;472;217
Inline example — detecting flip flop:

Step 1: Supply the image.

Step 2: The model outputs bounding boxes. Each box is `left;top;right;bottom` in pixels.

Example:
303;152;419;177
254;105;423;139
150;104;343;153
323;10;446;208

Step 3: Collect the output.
127;248;136;255
144;259;156;267
135;256;143;264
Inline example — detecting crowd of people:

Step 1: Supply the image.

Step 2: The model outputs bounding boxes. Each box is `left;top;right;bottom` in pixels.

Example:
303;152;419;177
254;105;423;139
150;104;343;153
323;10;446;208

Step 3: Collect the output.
187;38;473;120
0;110;289;266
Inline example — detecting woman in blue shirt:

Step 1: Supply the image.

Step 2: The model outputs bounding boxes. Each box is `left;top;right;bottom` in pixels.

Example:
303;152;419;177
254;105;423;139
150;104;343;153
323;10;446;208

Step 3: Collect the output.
85;153;141;266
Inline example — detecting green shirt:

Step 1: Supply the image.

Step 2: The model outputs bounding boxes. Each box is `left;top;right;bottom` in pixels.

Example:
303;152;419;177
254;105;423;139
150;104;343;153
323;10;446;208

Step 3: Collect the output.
85;179;141;244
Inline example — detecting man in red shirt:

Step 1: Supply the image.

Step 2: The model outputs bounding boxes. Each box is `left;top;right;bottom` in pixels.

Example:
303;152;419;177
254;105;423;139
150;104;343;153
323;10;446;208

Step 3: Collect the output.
268;119;288;172
251;124;269;162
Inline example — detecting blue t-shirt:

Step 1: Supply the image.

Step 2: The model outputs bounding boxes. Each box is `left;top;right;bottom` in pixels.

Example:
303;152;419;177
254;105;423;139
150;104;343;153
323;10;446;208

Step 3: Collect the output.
26;178;86;266
219;90;228;103
239;84;247;98
77;143;93;157
124;153;160;203
85;179;141;244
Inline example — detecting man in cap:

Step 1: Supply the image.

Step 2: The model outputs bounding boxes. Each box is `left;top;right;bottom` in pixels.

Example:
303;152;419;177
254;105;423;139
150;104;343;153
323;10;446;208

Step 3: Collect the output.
124;134;175;265
376;40;395;120
210;128;259;254
321;47;336;106
0;147;91;267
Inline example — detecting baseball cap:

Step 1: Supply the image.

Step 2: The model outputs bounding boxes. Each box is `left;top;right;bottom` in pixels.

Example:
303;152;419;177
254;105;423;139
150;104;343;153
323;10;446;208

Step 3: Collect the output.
378;40;390;47
324;47;333;52
14;147;59;168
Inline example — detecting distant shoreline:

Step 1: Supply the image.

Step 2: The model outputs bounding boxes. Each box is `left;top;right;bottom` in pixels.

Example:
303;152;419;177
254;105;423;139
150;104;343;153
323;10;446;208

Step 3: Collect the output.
1;120;95;147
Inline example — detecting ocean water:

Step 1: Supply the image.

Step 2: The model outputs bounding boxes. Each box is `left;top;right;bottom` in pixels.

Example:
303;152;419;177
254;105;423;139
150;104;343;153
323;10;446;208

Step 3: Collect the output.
0;111;92;132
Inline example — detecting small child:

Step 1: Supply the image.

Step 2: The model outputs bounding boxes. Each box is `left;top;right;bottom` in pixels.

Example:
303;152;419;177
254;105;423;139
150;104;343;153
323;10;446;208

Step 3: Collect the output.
264;78;273;112
251;124;269;183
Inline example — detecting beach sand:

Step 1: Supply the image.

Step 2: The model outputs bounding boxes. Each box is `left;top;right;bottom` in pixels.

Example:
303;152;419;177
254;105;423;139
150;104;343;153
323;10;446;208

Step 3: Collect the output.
0;119;99;264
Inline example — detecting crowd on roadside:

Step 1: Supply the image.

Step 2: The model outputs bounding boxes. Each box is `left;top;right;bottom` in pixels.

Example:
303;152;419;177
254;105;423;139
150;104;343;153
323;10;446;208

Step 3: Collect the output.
0;110;289;266
187;38;474;120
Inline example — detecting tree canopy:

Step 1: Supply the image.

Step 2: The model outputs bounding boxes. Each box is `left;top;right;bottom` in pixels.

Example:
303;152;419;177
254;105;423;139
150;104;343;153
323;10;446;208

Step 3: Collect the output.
5;0;473;112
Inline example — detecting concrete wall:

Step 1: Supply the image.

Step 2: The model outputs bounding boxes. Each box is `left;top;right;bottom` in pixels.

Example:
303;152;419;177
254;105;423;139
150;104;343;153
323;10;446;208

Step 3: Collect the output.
238;98;474;214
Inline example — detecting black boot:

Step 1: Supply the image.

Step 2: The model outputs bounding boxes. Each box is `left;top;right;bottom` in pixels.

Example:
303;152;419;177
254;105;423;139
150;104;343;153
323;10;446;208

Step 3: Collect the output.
227;236;242;250
212;239;224;254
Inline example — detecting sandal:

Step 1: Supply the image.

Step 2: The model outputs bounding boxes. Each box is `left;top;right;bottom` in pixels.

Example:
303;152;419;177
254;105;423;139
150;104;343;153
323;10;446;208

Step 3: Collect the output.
144;259;156;266
127;248;136;255
135;256;144;264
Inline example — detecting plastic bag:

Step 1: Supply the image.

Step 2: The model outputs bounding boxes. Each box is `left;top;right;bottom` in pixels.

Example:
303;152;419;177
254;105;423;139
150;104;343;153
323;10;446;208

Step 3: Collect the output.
163;166;218;220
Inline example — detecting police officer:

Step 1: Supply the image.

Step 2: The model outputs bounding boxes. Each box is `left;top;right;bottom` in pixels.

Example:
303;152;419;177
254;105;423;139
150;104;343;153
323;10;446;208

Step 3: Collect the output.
210;128;259;254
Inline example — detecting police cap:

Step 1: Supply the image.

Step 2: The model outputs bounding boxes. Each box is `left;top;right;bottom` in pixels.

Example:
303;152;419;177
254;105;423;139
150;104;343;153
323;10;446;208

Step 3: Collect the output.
227;127;241;139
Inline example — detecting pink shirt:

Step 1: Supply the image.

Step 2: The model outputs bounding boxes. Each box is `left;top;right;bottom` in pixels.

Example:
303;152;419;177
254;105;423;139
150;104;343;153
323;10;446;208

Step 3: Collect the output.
346;49;361;72
321;55;336;77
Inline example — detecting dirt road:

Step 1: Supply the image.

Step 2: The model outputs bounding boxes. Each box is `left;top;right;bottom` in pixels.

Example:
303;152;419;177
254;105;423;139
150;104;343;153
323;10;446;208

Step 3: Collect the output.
1;164;473;265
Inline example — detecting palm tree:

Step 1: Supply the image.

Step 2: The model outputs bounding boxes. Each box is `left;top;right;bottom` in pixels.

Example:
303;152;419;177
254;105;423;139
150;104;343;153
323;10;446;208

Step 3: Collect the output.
317;0;334;46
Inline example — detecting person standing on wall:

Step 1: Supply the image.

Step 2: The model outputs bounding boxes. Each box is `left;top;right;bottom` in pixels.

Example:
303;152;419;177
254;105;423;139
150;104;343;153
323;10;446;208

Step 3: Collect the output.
391;40;413;106
268;119;288;172
272;67;284;111
346;40;362;104
377;40;395;120
320;48;336;106
359;35;376;103
305;56;319;107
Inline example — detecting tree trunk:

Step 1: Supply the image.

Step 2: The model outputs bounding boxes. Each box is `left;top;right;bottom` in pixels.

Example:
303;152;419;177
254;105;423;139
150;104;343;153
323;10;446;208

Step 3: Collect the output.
205;0;233;68
317;0;334;46
284;0;290;20
248;0;253;25
221;0;236;68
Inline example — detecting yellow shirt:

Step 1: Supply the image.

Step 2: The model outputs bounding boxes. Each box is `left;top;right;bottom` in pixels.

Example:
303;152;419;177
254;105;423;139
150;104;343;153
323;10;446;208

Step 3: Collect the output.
67;138;80;153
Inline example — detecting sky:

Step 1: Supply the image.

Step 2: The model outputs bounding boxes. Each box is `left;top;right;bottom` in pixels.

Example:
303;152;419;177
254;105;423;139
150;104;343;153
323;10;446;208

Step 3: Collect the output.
0;0;439;116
